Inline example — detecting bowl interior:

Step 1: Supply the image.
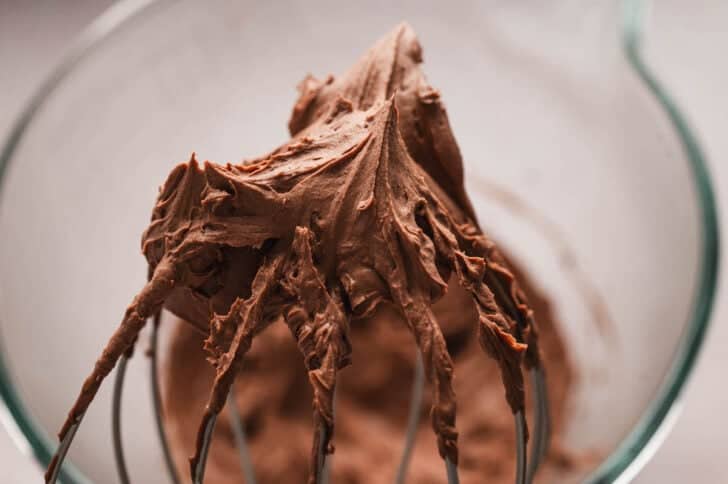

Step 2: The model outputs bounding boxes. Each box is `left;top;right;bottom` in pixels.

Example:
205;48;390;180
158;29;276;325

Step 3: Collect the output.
0;1;707;483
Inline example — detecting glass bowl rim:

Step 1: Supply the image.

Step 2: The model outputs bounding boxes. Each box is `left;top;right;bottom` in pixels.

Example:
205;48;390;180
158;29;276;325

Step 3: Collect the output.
0;1;720;482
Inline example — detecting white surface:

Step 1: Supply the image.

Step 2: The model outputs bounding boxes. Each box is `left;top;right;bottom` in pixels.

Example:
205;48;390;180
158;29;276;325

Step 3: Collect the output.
0;1;725;483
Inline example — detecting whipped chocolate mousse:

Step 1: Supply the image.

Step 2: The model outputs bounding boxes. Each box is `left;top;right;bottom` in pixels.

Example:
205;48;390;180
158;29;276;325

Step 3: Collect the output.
48;23;574;484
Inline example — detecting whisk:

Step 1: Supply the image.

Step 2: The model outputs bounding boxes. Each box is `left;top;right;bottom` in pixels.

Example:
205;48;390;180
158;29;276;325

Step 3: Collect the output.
137;324;549;484
48;326;550;484
48;316;549;484
43;23;551;484
43;119;552;484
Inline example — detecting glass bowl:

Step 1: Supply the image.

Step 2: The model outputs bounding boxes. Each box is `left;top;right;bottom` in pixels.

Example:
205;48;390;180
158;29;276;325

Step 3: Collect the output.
0;0;718;483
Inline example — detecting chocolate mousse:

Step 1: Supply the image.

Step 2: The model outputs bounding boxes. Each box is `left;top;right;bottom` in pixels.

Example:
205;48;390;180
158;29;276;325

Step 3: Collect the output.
48;23;574;484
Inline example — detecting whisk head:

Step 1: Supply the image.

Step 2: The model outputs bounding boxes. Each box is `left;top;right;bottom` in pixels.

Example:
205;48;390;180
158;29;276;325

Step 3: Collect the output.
47;318;549;484
44;22;552;484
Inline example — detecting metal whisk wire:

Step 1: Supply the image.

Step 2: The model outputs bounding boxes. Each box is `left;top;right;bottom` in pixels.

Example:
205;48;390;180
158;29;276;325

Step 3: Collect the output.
149;313;181;484
112;354;131;484
515;411;528;484
45;414;82;484
528;367;551;482
226;388;257;484
396;351;426;484
49;321;550;484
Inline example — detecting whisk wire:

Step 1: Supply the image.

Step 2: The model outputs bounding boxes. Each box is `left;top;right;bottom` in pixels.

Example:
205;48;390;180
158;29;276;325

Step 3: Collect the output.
527;367;550;483
226;387;257;484
446;457;460;484
396;350;426;484
112;354;131;484
55;336;539;484
515;411;528;484
46;413;83;484
61;301;543;484
150;314;181;484
192;414;217;484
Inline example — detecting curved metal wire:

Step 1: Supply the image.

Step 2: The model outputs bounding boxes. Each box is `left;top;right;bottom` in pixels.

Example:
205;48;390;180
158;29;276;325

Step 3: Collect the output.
396;351;459;484
483;272;539;484
185;355;464;484
527;367;550;483
110;313;536;484
226;388;257;484
515;411;528;484
112;354;131;484
189;372;336;484
396;351;425;484
445;457;460;484
45;413;83;483
98;331;533;484
149;315;181;484
192;414;218;484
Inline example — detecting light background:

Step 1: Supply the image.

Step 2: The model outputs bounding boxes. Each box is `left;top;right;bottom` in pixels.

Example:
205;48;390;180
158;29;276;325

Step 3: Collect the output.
0;1;725;482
